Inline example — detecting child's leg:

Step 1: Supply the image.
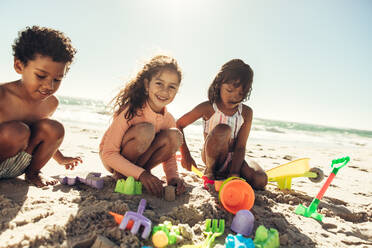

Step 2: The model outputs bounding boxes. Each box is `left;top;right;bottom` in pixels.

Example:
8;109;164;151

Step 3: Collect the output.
118;122;182;173
240;159;268;190
114;122;155;179
202;124;231;179
24;119;65;187
0;121;30;163
137;128;183;170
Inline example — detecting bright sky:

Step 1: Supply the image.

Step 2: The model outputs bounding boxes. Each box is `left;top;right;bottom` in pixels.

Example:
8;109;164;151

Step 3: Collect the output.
1;0;371;130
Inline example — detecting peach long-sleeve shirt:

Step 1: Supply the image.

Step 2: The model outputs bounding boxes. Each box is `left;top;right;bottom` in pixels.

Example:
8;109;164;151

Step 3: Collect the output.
99;103;179;182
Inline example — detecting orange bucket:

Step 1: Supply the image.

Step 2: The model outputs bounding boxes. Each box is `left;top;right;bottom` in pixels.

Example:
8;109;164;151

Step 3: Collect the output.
218;177;255;214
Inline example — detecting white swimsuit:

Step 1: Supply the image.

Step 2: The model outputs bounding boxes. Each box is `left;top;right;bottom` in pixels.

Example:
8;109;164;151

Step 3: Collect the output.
203;103;244;140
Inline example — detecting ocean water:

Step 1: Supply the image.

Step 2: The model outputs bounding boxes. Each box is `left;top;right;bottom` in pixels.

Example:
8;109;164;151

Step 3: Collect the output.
54;95;372;148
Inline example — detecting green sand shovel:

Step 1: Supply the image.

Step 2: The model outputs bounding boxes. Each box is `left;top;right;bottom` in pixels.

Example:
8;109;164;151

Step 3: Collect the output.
295;156;350;221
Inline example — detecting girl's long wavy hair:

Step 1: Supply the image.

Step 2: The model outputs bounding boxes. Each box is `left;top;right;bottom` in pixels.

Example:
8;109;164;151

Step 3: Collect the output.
112;55;182;121
208;59;254;104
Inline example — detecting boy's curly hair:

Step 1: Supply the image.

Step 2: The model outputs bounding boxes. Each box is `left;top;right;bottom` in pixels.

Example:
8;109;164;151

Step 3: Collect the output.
12;26;76;70
208;59;254;103
112;55;182;121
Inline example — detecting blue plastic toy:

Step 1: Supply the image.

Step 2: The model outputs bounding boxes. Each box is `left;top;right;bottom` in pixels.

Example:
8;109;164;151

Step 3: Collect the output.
225;233;254;248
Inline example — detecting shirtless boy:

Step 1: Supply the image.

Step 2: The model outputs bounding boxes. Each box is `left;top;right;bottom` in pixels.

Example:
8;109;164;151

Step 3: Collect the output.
0;26;82;187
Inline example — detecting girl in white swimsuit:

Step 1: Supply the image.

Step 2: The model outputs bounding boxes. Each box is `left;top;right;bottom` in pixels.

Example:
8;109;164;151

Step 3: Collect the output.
177;59;268;190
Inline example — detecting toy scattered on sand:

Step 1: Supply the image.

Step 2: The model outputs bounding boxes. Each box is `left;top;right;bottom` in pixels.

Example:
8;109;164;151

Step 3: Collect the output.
266;158;324;190
225;233;254;248
119;199;152;239
202;219;225;248
114;176;142;195
59;172;104;189
295;156;350;221
231;210;255;236
218;177;255;214
152;221;182;248
253;225;280;248
108;211;134;230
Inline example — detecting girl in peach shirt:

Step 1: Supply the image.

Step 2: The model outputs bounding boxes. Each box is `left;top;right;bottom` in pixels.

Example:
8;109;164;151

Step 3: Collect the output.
100;55;185;197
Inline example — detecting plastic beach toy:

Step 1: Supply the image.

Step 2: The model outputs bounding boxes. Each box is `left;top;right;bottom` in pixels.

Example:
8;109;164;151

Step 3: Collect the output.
218;177;255;214
202;219;225;248
266;158;324;190
119;199;152;239
295;156;350;221
231;210;254;236
225;234;254;248
152;221;182;248
59;172;104;189
108;211;134;229
114;176;142;195
253;225;279;248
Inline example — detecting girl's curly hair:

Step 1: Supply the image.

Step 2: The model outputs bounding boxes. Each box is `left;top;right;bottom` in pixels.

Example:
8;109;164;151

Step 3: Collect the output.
112;55;182;121
208;59;254;104
12;26;76;71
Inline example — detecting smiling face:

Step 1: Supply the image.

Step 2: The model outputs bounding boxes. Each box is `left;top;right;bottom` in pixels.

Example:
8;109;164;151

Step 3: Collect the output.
219;81;245;109
144;69;180;113
14;54;67;101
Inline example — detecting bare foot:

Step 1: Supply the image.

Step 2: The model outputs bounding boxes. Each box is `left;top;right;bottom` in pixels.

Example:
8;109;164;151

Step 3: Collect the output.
25;171;58;187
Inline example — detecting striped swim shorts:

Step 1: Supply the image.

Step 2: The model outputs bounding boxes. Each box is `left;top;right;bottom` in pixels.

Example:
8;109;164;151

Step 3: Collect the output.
0;151;32;179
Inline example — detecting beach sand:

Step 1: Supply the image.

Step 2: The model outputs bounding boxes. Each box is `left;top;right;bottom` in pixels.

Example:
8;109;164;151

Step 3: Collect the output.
0;123;371;248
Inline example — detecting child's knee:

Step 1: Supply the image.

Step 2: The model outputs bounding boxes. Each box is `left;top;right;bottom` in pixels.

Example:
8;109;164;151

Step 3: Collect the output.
212;124;231;138
131;122;155;146
207;124;231;146
0;121;30;153
252;172;268;190
158;129;183;151
35;119;65;142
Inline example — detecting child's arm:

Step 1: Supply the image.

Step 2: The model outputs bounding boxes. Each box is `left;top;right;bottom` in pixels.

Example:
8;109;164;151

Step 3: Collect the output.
53;150;82;170
48;98;82;169
176;102;209;171
100;113;147;180
228;105;253;177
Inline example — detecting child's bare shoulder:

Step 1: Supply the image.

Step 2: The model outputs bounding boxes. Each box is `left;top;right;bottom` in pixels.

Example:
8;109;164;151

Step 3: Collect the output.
194;101;214;120
195;101;213;112
241;104;253;119
0;82;59;122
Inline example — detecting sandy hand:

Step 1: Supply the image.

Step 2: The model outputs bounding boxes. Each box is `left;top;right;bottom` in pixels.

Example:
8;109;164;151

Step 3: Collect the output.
58;156;83;170
139;171;164;198
168;177;186;195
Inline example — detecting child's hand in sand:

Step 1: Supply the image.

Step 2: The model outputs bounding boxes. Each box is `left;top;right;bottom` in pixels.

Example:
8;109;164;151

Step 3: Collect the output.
58;156;82;170
139;171;165;198
168;177;185;195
